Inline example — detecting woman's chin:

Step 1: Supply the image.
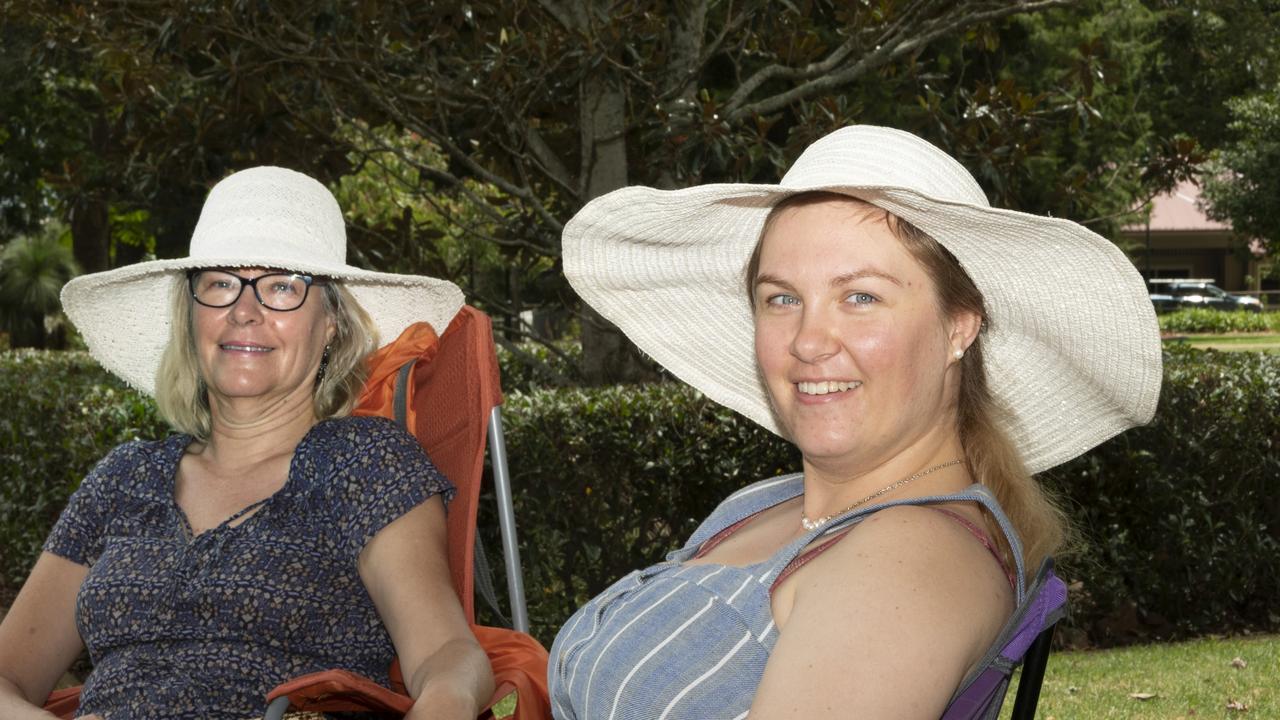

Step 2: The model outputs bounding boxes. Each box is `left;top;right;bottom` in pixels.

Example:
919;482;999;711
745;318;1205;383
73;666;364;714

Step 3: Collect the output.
206;378;291;407
790;433;867;467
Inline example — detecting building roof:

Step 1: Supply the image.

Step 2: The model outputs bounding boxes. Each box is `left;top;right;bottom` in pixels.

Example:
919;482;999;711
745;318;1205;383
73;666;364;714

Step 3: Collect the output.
1123;179;1231;233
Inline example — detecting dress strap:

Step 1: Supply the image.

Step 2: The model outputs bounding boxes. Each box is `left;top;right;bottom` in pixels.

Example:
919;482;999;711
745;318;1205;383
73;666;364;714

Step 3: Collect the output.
759;484;1028;604
690;515;754;560
927;508;1016;588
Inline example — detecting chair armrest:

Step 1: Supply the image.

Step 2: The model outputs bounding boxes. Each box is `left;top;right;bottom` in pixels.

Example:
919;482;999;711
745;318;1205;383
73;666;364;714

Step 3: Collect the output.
471;625;551;720
45;627;550;720
265;669;414;715
43;686;82;720
264;663;544;719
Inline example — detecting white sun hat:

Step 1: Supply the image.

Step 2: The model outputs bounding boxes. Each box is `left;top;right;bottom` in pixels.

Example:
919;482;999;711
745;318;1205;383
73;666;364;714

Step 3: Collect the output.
563;125;1162;474
61;166;464;396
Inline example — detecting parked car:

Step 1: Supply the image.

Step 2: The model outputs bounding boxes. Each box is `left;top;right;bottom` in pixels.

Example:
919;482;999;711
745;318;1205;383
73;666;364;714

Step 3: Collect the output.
1148;279;1263;313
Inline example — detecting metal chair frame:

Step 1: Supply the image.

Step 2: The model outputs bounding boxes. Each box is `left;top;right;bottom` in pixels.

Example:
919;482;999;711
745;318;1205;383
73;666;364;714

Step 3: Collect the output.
488;407;529;633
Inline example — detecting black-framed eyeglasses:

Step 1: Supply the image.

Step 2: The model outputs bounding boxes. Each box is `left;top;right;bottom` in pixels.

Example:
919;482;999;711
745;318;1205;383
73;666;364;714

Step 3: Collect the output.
188;269;319;312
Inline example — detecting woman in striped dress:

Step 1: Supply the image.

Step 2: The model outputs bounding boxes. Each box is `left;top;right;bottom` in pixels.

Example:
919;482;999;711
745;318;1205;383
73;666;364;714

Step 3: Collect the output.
552;126;1162;718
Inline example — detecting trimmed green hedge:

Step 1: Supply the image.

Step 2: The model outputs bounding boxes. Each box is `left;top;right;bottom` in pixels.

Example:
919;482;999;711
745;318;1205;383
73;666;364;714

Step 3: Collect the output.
1159;308;1280;334
0;351;168;602
484;346;1280;646
3;347;1277;651
1043;347;1279;644
477;384;798;640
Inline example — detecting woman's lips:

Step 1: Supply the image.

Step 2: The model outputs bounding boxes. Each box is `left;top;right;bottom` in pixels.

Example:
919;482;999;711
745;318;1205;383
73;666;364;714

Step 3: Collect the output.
219;343;272;353
796;380;861;395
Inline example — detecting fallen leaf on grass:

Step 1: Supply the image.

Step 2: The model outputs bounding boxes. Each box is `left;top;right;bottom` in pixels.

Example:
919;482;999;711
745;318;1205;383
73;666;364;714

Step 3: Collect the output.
1226;699;1249;712
1230;656;1247;669
1130;692;1157;700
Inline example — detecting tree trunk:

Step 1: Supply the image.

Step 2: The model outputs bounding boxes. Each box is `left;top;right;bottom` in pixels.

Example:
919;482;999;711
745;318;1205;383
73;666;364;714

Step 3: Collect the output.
655;0;707;190
69;194;110;274
576;65;660;384
573;1;710;384
69;105;113;274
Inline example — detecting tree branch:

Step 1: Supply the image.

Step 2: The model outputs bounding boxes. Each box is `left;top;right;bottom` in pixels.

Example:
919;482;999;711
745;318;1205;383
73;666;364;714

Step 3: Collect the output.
726;0;1078;121
523;124;579;201
724;34;860;113
536;0;577;31
340;69;567;236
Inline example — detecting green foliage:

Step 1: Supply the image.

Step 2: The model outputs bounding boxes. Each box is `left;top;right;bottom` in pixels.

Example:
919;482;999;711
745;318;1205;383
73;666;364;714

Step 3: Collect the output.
8;0;1237;380
1142;0;1280;156
329;120;557;322
331;121;510;277
0;351;166;600
479;346;1280;647
0;224;80;348
1158;308;1280;334
4;347;1276;650
1045;345;1280;644
913;0;1167;230
478;383;799;641
495;340;583;392
0;19;81;240
1202;91;1280;252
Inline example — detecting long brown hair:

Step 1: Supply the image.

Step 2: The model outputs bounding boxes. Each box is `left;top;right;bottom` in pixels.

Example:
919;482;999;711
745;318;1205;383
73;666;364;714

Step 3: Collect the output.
746;191;1070;578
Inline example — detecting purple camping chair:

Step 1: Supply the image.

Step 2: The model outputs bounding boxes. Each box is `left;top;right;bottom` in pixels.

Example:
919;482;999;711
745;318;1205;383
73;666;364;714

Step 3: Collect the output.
941;558;1069;720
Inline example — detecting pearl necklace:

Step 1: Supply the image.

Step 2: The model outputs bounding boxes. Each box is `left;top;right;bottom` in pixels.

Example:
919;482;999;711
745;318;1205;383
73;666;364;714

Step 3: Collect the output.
800;459;965;531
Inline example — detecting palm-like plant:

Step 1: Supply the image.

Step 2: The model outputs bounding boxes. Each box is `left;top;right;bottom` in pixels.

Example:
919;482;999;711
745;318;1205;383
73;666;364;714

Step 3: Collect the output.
0;224;80;348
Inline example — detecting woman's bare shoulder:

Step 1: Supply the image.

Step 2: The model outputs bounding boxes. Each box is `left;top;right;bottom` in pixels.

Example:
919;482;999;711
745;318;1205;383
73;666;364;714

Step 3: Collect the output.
817;503;1012;606
754;503;1015;718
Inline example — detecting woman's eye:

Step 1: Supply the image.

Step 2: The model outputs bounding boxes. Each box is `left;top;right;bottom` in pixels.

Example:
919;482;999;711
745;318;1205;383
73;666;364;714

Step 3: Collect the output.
766;294;800;306
263;276;304;295
846;292;877;305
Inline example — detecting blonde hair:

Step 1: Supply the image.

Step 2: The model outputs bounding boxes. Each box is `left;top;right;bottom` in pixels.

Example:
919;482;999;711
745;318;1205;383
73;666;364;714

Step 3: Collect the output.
155;274;378;440
746;191;1071;577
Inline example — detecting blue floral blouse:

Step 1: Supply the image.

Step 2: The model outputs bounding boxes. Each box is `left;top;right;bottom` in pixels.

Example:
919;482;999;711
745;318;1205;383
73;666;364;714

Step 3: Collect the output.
43;415;455;719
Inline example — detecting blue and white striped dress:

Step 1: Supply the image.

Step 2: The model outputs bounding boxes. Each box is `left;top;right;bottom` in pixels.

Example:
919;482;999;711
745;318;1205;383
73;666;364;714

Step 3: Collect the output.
548;475;1026;720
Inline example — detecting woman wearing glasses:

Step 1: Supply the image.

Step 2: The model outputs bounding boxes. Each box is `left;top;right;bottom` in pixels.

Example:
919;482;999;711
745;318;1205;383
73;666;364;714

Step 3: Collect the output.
0;168;494;719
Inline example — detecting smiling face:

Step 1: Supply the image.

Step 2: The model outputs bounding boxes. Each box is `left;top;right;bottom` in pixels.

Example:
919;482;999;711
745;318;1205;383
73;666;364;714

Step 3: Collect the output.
191;267;336;412
752;196;977;474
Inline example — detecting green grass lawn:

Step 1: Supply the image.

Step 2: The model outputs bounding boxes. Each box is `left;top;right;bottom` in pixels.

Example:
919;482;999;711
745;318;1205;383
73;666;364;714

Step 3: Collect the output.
1163;334;1280;353
1003;634;1279;719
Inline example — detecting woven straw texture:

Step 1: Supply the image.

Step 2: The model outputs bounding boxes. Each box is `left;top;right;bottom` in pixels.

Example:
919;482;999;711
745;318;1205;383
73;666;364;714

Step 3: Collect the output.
563;126;1162;474
61;167;463;395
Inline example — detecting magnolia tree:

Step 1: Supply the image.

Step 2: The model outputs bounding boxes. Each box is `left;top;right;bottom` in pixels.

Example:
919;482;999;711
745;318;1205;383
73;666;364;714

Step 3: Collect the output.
9;0;1227;380
1203;92;1280;287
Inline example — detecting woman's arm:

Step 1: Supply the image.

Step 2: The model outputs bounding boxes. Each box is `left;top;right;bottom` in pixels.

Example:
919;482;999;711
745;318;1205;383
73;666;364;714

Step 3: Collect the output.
359;496;495;720
750;505;1014;719
0;552;91;719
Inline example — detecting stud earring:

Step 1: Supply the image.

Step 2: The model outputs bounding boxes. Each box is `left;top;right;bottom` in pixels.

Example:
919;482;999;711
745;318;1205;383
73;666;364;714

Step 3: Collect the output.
953;349;965;360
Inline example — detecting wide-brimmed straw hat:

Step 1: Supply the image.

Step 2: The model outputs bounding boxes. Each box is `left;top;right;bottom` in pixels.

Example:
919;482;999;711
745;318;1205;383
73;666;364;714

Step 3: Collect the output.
563;125;1162;474
61;166;464;395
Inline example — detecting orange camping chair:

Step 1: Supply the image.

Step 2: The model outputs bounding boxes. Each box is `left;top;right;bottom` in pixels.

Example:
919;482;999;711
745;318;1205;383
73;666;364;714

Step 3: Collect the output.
44;306;550;720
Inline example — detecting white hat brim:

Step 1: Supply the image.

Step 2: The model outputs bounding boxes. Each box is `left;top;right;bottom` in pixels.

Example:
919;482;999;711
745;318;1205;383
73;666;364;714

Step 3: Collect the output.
61;255;463;396
564;182;1162;475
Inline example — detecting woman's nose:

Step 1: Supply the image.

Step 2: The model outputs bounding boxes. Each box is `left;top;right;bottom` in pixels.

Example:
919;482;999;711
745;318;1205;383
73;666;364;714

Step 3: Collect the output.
790;308;839;363
229;282;265;324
